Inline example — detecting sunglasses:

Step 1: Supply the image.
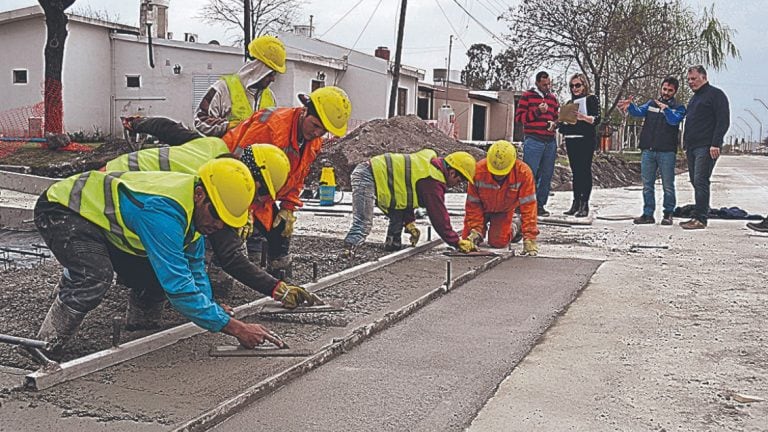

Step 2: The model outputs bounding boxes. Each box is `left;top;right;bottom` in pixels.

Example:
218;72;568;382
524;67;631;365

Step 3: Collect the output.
570;83;583;89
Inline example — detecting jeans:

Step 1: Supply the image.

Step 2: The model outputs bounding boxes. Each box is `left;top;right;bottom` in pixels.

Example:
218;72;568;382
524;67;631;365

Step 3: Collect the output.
344;163;376;247
564;137;594;202
641;150;677;216
686;145;717;223
522;136;557;206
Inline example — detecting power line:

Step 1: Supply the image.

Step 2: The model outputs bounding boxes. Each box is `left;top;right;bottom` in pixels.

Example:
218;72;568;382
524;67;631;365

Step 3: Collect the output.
347;0;384;54
449;0;510;48
319;0;367;38
475;0;503;17
434;0;469;51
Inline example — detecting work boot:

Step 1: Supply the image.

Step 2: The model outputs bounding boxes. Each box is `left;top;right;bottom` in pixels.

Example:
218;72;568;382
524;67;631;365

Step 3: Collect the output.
511;217;523;243
125;290;165;331
563;199;580;216
679;218;706;230
661;212;673;226
575;201;590;218
384;235;403;252
537;206;550;217
268;254;293;279
746;218;768;233
633;214;655;224
36;296;86;360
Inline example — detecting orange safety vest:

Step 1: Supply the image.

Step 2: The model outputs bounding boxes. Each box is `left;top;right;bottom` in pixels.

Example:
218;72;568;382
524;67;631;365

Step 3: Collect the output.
222;107;323;230
463;159;539;240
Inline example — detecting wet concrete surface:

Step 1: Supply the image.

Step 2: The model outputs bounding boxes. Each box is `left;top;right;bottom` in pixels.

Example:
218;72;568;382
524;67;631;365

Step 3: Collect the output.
0;247;485;430
213;256;601;431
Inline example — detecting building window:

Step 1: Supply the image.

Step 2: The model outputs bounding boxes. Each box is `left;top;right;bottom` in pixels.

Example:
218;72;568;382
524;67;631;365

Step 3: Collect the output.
13;69;28;84
311;79;324;92
126;75;141;88
397;88;408;116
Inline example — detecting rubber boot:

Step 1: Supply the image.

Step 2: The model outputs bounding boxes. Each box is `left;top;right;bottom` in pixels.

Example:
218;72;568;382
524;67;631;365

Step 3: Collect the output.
36;296;86;360
268;254;293;279
575;200;590;218
125;290;166;331
563;199;580;216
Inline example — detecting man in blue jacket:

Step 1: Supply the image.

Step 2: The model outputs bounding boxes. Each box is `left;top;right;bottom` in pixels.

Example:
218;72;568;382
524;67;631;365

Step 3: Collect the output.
619;77;686;225
679;65;730;230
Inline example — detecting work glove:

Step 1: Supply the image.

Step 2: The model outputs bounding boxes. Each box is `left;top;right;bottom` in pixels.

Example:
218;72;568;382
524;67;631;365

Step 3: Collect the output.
456;239;478;253
272;209;296;238
236;209;255;241
227;120;240;130
523;239;539;256
272;282;315;309
404;222;421;247
467;229;483;245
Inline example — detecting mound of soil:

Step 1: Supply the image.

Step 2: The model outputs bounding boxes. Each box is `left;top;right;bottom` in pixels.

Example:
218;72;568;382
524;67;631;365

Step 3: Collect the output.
308;115;486;190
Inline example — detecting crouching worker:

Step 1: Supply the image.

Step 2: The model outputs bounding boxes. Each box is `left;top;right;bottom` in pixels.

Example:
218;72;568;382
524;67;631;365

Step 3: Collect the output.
342;149;478;256
462;140;540;256
32;159;284;359
103;137;314;310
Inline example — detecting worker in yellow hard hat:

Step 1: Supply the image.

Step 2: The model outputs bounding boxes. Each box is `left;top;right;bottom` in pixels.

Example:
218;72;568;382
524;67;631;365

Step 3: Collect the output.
30;158;285;360
462;140;540;256
342;149;477;256
223;85;352;276
122;35;288;144
103;137;315;311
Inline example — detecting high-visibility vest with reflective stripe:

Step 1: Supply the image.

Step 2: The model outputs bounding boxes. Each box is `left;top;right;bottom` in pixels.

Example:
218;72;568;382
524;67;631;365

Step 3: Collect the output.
223;75;276;123
370;149;445;213
104;137;231;174
46;171;201;256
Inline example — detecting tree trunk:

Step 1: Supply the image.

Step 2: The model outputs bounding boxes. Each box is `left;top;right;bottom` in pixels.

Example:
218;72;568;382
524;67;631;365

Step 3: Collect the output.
39;0;76;148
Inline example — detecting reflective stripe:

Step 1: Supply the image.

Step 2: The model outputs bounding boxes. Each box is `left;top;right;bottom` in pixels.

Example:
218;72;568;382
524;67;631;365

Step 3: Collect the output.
102;172;125;240
259;108;275;123
232;146;243;158
509;182;522;189
128;152;140;171
519;193;536;205
403;154;413;209
158;146;171;171
384;154;396;209
467;195;481;203
475;180;499;190
69;172;91;213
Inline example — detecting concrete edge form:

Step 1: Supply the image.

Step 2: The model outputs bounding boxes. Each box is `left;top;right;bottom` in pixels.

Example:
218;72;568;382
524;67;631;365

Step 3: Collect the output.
0;170;56;195
24;239;442;391
0;206;35;229
173;251;513;432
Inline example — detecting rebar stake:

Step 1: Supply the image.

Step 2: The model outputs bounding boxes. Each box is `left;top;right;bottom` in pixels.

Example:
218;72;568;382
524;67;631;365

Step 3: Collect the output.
112;316;122;348
312;262;318;282
445;260;452;290
427;226;432;241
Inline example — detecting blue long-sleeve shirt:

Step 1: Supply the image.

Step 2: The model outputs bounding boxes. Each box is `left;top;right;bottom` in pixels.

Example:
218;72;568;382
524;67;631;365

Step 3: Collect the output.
627;98;686;152
627;99;686;126
118;190;231;332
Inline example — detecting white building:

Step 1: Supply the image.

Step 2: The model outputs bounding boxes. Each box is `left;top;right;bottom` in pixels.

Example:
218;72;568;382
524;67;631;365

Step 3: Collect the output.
0;4;424;138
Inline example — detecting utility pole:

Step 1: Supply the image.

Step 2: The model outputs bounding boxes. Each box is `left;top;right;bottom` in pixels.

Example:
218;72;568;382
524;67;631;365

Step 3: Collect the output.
736;116;753;152
444;34;453;107
244;0;251;61
309;15;314;37
388;0;407;118
745;108;763;150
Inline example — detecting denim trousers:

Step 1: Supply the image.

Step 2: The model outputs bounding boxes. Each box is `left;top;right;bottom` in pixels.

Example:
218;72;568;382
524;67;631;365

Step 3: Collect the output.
344;163;376;247
522;136;557;206
686;146;717;222
640;150;677;216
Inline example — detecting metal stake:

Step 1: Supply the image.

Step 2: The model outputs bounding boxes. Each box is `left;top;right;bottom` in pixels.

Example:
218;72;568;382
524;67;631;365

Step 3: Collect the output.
445;260;451;289
427;226;432;241
112;316;122;348
312;262;318;282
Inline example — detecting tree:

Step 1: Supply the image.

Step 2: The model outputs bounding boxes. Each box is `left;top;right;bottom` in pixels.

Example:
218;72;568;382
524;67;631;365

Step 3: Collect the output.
499;0;738;119
461;43;493;89
196;0;305;45
39;0;76;149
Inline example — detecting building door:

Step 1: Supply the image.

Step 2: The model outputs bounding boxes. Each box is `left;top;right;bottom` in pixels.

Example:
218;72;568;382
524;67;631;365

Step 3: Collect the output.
472;104;487;141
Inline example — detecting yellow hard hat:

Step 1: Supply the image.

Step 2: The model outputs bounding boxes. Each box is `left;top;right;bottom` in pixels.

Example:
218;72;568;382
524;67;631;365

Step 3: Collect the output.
444;151;477;184
243;143;290;200
308;86;352;137
247;35;287;73
198;158;255;227
486;140;517;176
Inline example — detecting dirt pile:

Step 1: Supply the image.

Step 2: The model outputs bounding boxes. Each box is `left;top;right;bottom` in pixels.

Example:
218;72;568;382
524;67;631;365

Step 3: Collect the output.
308;115;486;190
551;152;643;191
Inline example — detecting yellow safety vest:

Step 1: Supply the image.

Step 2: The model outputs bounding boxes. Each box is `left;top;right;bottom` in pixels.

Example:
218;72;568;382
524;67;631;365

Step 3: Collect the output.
222;75;276;123
370;149;446;213
105;137;231;173
46;171;201;256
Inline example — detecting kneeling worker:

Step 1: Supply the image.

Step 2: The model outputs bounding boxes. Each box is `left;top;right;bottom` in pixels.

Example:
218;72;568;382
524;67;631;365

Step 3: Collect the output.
463;140;540;256
33;159;284;358
343;149;478;255
104;137;314;310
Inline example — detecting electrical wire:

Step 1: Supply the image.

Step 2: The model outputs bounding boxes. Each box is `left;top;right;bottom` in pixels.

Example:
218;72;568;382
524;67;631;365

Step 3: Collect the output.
475;0;503;17
346;0;384;55
434;0;469;51
319;0;367;38
449;0;511;48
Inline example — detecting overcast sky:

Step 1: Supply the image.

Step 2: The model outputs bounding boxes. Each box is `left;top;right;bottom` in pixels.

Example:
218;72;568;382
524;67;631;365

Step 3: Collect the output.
2;0;766;141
